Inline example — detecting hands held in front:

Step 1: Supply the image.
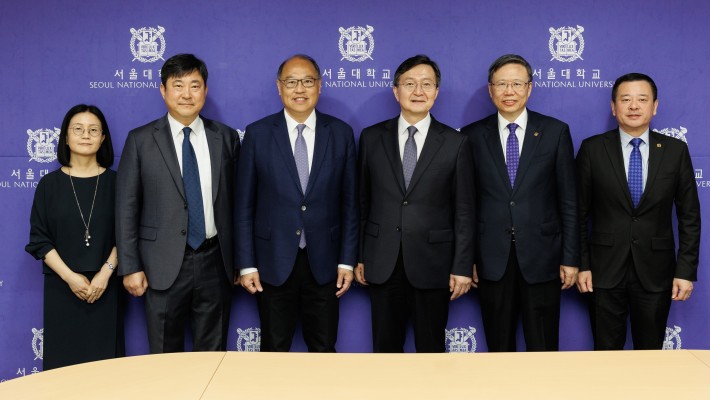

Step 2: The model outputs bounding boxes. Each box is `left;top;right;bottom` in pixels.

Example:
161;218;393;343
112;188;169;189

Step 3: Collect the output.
560;265;578;290
335;268;354;298
65;271;91;301
123;271;148;297
449;274;472;301
240;271;263;294
85;267;112;303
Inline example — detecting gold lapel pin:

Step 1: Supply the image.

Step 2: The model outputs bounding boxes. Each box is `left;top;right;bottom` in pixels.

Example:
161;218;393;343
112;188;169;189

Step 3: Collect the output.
534;132;539;137
657;143;662;148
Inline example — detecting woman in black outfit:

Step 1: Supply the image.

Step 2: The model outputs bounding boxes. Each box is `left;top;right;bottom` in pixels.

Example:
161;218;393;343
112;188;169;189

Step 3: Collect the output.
26;104;124;370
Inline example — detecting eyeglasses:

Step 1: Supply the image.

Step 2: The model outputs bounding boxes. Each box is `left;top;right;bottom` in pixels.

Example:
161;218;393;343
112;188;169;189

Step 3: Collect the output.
397;80;438;93
71;125;103;137
280;78;319;89
489;80;530;93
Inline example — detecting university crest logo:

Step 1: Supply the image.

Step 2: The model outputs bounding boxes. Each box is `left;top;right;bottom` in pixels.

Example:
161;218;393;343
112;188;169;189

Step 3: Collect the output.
338;25;375;62
653;126;688;144
32;328;43;360
27;128;59;163
549;25;585;62
445;326;477;353
663;325;682;350
130;26;166;63
236;327;261;352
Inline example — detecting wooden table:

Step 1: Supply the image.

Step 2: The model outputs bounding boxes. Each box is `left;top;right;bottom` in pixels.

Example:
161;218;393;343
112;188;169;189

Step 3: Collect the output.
2;350;709;399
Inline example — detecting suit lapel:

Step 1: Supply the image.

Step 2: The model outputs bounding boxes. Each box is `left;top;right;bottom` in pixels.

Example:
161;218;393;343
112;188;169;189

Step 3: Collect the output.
306;112;331;198
381;118;406;194
272;112;306;195
203;118;222;203
483;115;512;193
602;129;634;209
152;116;185;200
512;112;542;196
640;131;665;207
406;117;444;194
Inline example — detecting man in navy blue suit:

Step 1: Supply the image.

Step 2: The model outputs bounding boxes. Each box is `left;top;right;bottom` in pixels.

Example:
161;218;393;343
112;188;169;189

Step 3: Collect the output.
236;54;358;352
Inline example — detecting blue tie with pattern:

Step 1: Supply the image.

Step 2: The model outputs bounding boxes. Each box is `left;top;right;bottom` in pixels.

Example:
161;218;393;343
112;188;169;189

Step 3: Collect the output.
506;123;519;188
182;127;206;250
294;124;308;248
403;126;418;189
628;137;643;207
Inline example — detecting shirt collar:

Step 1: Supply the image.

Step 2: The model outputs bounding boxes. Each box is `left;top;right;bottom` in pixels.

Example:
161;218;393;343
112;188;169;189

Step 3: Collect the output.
398;113;432;136
167;113;203;140
284;109;317;134
619;128;650;146
497;109;528;133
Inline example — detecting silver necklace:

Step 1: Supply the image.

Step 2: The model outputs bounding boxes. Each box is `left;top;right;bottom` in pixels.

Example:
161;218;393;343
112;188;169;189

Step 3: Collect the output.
68;166;100;247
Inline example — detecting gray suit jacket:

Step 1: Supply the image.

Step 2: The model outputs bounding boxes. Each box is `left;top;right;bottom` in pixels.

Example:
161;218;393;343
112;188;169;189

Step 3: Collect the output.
116;115;239;290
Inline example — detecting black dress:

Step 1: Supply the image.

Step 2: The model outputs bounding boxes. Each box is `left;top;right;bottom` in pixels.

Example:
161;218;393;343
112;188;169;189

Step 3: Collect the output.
25;168;124;370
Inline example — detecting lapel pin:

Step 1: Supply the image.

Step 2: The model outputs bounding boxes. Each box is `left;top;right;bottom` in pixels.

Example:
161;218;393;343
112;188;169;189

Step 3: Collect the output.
657;143;662;148
534;132;539;137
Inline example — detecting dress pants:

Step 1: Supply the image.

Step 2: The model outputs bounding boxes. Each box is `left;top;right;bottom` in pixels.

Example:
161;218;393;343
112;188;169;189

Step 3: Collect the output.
478;241;561;352
257;248;339;352
589;254;672;350
369;248;451;353
145;237;231;353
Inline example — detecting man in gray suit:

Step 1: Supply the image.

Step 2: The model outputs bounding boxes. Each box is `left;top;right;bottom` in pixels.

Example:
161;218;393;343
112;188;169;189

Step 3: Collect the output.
116;54;239;353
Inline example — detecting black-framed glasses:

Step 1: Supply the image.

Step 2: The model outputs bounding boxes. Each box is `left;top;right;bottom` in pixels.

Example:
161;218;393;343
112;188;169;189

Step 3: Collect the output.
70;125;103;137
280;78;319;89
397;80;438;92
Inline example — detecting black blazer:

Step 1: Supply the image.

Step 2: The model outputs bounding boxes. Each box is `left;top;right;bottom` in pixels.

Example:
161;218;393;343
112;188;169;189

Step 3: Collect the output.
358;116;475;289
461;110;579;284
576;129;700;291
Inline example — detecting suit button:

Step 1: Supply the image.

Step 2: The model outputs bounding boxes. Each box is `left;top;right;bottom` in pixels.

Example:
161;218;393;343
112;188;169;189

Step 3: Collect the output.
396;226;401;232
632;239;638;244
181;229;186;235
301;205;307;211
510;201;516;207
296;229;301;236
184;203;188;209
632;217;639;222
402;201;408;206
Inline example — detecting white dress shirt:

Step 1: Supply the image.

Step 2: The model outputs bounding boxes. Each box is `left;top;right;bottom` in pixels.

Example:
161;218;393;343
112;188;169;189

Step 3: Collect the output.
620;128;650;191
397;113;431;161
497;109;528;163
167;113;217;239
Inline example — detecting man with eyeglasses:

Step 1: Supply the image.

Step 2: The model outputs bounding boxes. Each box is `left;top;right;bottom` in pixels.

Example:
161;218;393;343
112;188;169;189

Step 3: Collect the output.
116;53;239;353
236;54;358;352
461;54;579;352
576;73;699;350
355;55;475;352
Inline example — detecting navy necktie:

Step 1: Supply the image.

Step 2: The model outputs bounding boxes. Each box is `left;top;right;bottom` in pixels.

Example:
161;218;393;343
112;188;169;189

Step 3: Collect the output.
628;137;644;207
403;126;418;189
182;127;206;250
506;123;519;187
294;124;308;248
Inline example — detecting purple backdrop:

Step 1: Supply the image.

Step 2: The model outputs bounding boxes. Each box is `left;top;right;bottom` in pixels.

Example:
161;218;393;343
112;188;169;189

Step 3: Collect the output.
2;0;708;380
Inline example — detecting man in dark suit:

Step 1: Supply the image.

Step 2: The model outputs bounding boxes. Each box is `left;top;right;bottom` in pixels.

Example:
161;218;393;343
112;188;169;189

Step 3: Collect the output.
355;55;475;353
576;73;700;350
116;54;239;353
461;54;579;352
236;55;358;352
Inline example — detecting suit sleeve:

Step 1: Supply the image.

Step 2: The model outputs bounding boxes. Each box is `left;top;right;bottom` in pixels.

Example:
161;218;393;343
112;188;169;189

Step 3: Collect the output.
339;125;359;266
234;126;257;269
231;128;241;272
451;135;476;277
673;143;701;281
357;129;370;264
115;132;143;276
556;125;580;268
576;140;592;272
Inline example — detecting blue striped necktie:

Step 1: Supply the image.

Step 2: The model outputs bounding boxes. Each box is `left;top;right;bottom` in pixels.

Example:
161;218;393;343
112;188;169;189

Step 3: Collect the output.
182;127;205;250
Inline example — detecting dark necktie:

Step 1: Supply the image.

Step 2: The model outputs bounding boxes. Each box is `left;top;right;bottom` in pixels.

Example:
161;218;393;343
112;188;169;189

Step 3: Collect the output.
403;126;418;189
506;123;519;188
628;137;643;207
294;124;308;248
182;127;206;250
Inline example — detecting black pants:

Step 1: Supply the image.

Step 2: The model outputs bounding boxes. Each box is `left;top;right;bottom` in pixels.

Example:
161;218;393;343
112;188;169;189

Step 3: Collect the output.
478;241;561;352
145;238;231;353
257;248;339;352
369;249;450;353
589;255;672;350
